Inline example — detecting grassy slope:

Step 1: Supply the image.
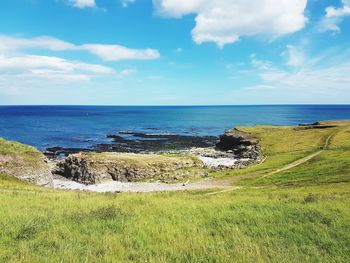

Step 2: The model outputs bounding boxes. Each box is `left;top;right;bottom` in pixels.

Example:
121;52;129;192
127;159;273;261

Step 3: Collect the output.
0;122;350;262
0;138;42;166
212;124;337;180
236;121;350;187
0;138;39;155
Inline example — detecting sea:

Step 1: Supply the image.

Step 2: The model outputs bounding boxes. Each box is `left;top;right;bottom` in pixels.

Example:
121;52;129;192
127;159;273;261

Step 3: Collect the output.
0;105;349;151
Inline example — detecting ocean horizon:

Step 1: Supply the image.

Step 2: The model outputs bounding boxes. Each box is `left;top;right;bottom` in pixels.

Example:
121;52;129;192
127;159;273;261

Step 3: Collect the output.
1;105;350;151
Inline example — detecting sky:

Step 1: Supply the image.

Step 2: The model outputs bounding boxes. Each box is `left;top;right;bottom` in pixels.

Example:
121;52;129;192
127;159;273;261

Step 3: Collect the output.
0;0;349;105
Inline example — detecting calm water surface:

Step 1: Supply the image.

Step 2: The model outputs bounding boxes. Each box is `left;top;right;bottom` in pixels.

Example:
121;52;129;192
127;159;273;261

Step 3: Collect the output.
0;105;349;150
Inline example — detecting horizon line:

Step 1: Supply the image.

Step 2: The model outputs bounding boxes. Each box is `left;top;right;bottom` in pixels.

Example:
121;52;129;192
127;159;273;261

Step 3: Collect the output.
1;104;350;107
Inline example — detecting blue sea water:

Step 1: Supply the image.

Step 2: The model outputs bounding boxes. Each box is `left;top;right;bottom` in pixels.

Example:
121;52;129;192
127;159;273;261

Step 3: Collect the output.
0;105;349;151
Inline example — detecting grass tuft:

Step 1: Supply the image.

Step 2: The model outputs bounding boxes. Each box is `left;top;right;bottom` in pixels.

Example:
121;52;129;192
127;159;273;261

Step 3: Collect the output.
89;205;122;221
304;193;319;203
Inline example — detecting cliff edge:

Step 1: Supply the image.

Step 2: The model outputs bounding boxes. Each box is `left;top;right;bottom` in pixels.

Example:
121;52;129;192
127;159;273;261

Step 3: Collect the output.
0;138;53;186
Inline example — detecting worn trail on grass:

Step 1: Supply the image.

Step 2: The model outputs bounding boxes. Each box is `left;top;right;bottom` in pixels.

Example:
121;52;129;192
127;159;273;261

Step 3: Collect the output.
205;129;338;195
261;130;336;178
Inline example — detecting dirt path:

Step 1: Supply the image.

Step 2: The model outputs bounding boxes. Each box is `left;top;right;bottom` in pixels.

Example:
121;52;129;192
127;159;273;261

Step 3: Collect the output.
204;130;338;195
52;130;338;193
52;177;233;193
262;130;335;178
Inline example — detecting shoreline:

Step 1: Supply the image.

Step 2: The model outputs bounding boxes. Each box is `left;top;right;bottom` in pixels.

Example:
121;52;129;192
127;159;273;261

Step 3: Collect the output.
47;128;261;192
52;175;232;193
1;120;346;193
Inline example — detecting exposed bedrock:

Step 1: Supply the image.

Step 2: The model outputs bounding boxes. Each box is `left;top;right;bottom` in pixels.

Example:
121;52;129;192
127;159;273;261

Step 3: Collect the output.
52;128;262;184
215;128;261;160
53;153;201;185
0;154;53;186
45;133;218;157
0;138;53;187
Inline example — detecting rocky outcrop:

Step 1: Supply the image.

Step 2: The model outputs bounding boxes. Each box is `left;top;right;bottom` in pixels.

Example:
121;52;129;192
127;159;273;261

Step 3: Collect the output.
215;128;261;160
53;152;201;185
296;122;336;130
0;138;53;186
49;128;262;184
45;132;218;158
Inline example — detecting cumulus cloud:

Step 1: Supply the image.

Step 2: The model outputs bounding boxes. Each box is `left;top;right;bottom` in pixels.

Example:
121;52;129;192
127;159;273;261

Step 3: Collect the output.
320;0;350;32
81;44;160;61
67;0;96;9
0;54;116;81
0;35;75;53
0;35;155;87
153;0;308;47
0;35;160;61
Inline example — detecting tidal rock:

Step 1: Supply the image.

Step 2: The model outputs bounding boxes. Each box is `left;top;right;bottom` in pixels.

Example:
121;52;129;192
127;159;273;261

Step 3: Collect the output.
295;122;336;130
46;133;218;158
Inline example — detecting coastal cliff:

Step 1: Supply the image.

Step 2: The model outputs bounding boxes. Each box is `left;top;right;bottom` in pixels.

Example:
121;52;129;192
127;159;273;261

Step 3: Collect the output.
0;138;53;186
216;128;261;160
53;152;203;184
53;128;261;184
0;127;261;187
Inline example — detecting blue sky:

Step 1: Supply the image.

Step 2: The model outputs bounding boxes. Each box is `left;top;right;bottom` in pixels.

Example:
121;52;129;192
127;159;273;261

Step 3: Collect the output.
0;0;349;105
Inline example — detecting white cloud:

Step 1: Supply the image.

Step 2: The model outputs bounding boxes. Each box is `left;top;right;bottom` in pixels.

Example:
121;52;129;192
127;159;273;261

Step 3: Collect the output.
67;0;96;9
0;54;116;81
0;34;151;95
121;0;136;8
0;35;160;61
81;44;160;61
229;51;350;104
320;0;350;32
244;50;350;101
0;35;75;53
153;0;308;47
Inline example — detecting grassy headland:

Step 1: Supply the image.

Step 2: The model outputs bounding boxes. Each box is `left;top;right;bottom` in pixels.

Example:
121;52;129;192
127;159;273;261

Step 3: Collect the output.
0;138;42;165
0;121;350;262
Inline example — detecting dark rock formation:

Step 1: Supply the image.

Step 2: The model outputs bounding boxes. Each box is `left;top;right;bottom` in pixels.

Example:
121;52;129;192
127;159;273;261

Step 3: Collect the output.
215;128;261;160
53;155;94;184
45;146;92;158
45;132;218;158
106;135;134;143
295;122;336;130
298;121;321;126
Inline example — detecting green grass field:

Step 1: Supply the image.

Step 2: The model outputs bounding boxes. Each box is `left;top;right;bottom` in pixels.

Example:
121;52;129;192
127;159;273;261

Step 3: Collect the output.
1;121;350;262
